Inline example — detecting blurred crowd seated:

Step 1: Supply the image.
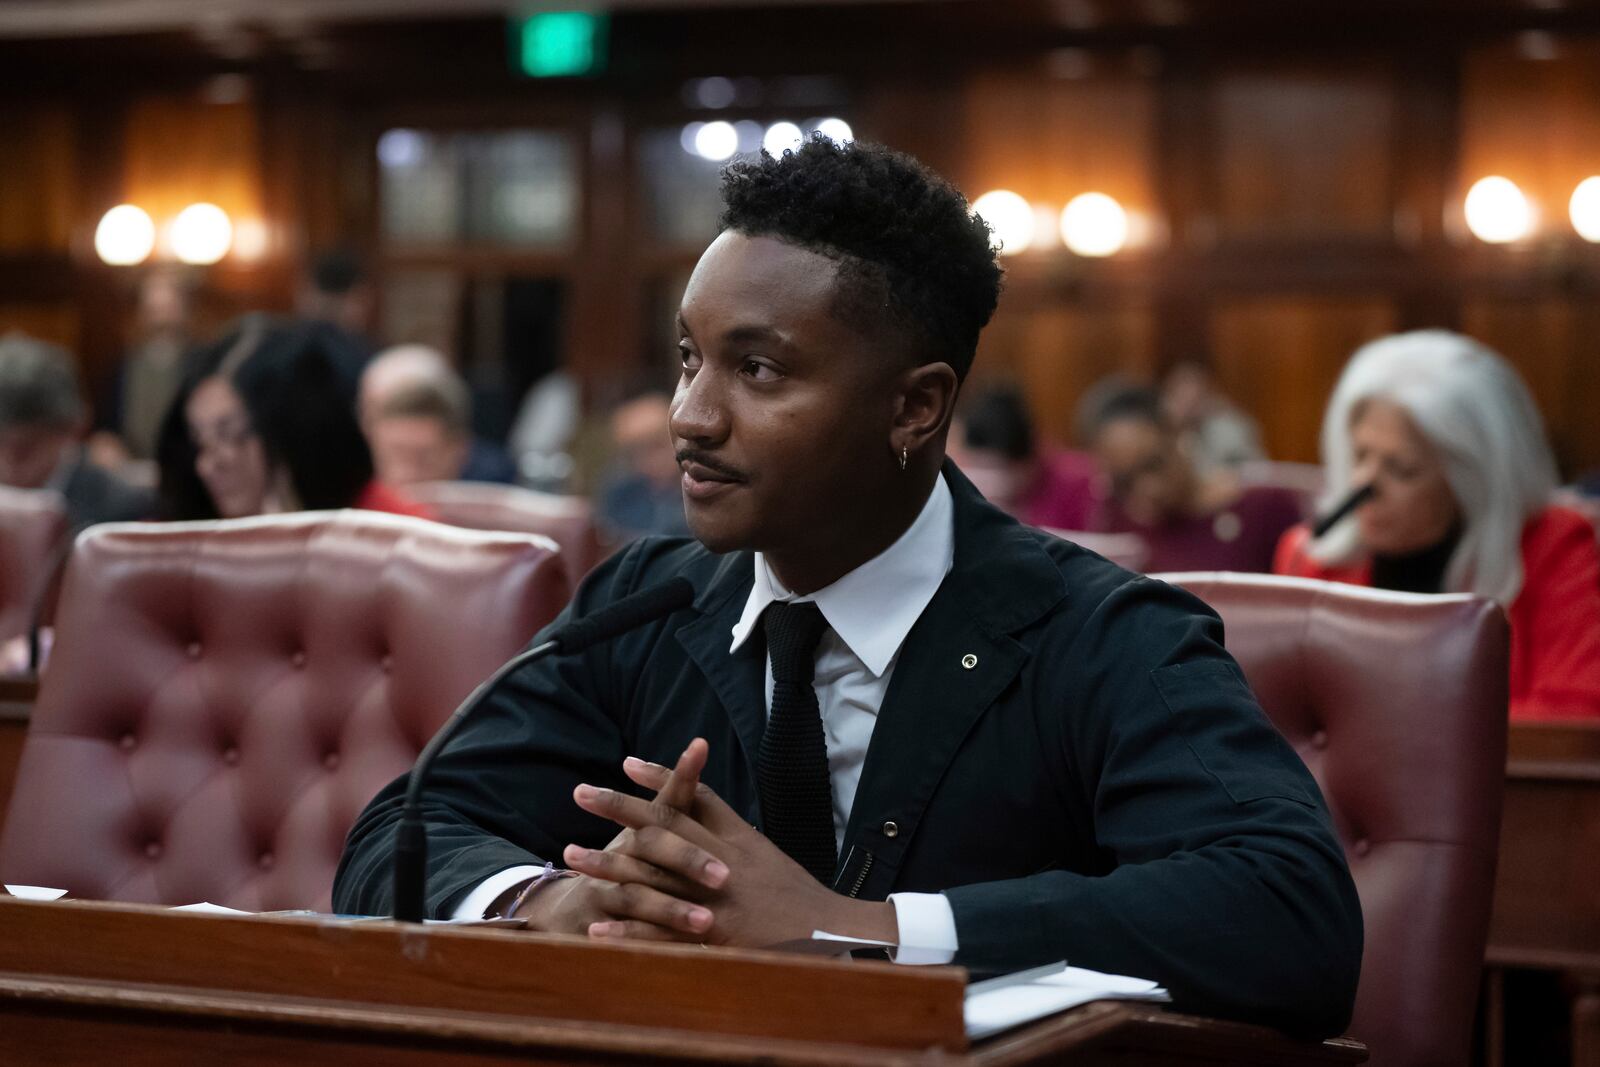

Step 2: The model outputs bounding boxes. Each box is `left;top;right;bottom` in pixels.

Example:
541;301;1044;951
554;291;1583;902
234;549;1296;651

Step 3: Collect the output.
0;250;1595;727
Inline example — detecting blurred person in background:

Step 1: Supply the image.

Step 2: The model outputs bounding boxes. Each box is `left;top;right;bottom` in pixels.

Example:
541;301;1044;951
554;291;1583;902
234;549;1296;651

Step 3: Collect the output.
595;384;689;540
367;378;472;489
360;344;516;484
947;383;1098;530
1081;381;1300;572
1161;361;1265;474
155;317;428;521
295;248;377;383
1275;330;1600;720
89;266;195;466
0;332;153;532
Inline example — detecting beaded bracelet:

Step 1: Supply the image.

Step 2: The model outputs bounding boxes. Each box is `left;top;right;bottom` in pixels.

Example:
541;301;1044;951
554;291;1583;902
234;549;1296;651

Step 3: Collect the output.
502;861;578;919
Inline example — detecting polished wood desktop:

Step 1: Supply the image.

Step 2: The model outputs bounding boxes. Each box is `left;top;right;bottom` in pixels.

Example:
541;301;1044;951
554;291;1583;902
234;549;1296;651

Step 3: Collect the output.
1482;720;1600;1067
0;897;1365;1066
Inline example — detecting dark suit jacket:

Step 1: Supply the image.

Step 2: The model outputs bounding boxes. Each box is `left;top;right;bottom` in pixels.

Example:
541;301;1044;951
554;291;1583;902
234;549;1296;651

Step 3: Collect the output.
335;463;1362;1037
58;454;154;533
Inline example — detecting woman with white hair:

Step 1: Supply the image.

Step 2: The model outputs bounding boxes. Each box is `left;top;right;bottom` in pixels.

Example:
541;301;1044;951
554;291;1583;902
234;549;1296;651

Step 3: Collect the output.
1274;329;1600;720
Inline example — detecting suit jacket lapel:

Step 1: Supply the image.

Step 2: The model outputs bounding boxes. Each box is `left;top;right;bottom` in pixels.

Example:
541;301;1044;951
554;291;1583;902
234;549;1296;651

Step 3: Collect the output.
674;553;767;786
839;461;1070;896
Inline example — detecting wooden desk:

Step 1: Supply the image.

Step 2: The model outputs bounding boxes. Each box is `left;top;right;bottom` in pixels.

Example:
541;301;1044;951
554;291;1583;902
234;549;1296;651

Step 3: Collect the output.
0;674;35;835
0;897;1365;1065
1483;721;1600;1066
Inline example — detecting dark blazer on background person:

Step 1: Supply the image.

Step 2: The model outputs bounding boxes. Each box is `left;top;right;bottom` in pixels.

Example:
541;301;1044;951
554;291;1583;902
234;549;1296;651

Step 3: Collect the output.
56;452;154;532
335;462;1362;1037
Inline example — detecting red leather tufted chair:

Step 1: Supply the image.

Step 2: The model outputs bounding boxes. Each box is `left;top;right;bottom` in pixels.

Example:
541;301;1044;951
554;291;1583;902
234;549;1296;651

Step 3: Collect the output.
1159;572;1509;1067
0;486;69;644
406;481;607;593
0;510;570;912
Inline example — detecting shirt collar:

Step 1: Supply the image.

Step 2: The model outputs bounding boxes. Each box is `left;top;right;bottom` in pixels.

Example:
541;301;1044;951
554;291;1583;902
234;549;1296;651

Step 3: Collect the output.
729;473;955;677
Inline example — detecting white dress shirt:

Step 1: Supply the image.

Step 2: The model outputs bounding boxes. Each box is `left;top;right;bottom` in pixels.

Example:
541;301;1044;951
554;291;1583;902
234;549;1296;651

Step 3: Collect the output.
457;475;961;963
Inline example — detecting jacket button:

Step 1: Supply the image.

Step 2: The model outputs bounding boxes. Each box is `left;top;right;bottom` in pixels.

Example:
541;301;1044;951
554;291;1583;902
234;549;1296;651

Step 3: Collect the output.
882;821;899;838
960;654;977;670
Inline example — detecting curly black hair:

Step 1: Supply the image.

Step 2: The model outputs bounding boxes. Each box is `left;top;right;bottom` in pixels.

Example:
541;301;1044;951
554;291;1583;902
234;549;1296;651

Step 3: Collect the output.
718;135;1002;381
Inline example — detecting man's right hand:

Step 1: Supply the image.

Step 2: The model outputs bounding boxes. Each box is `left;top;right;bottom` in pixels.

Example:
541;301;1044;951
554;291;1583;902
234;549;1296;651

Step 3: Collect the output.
515;740;729;941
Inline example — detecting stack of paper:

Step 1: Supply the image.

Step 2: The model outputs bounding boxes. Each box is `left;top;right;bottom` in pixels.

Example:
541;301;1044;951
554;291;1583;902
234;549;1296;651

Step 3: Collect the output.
964;962;1170;1040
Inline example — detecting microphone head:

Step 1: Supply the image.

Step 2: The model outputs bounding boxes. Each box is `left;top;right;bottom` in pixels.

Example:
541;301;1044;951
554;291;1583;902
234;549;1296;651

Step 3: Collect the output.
552;576;695;654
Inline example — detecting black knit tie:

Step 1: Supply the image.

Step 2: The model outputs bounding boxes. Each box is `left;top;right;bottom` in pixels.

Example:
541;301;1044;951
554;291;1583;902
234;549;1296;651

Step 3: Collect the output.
758;601;838;884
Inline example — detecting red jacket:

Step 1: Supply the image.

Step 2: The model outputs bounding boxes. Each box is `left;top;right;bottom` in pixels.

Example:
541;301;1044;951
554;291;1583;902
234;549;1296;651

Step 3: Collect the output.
353;481;435;522
1274;506;1600;721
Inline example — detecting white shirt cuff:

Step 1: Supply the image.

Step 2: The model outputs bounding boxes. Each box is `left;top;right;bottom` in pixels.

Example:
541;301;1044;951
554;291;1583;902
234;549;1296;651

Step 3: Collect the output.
886;891;959;965
450;865;543;921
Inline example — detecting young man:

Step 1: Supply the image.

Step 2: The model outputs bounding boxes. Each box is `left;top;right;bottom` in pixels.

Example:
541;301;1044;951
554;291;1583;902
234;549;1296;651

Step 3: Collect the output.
336;138;1361;1037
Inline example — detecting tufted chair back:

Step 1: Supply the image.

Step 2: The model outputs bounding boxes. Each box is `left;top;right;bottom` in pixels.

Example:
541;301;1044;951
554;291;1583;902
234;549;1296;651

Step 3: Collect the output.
407;481;607;593
0;510;570;912
0;486;69;644
1158;572;1509;1067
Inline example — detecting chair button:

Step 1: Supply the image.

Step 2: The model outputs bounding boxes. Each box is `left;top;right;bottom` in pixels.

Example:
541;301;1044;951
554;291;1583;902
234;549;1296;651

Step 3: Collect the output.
222;747;240;766
1311;730;1329;750
1352;838;1371;858
380;655;393;673
186;642;202;660
882;821;899;839
322;751;340;771
257;852;275;871
118;733;137;752
291;650;307;669
144;841;162;860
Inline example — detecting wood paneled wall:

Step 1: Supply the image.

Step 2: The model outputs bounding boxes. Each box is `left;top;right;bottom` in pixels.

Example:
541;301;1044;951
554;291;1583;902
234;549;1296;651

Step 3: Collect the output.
0;16;1598;476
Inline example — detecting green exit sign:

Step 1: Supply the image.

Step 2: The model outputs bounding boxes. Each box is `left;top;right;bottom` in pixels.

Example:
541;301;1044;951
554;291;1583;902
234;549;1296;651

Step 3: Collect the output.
514;11;607;78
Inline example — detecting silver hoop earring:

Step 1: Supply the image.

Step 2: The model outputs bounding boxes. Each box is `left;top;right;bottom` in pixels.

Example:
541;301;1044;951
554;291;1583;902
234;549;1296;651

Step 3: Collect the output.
899;445;908;472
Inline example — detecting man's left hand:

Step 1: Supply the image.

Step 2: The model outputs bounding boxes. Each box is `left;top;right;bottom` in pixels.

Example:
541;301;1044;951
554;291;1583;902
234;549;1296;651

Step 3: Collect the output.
566;739;898;950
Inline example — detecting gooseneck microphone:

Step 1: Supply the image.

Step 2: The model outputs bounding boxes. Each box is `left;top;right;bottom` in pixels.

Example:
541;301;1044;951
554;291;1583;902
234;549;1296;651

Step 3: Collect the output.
392;577;695;922
1310;482;1377;539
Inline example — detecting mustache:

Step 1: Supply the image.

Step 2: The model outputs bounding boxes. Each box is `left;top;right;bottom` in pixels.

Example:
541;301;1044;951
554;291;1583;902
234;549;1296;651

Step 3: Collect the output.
675;449;746;481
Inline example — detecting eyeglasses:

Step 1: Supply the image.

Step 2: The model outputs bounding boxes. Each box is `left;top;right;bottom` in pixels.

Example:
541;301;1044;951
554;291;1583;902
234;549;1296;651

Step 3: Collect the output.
189;418;257;457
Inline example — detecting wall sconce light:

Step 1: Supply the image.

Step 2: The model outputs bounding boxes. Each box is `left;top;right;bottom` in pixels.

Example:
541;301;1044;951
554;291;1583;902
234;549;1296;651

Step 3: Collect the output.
169;203;234;265
93;205;156;266
1570;177;1600;243
1060;192;1129;257
973;190;1036;256
1464;176;1535;244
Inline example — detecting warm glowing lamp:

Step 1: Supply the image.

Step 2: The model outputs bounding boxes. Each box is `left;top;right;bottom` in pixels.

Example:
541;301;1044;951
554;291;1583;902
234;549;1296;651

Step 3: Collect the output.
1059;192;1128;257
814;118;853;144
763;121;803;157
1570;177;1600;242
94;205;156;266
170;203;234;265
972;190;1035;256
1464;176;1534;244
693;121;738;161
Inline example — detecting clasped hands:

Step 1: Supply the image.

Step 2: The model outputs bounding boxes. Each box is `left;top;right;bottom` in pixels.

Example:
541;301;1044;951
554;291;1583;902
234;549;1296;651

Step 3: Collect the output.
513;738;897;950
